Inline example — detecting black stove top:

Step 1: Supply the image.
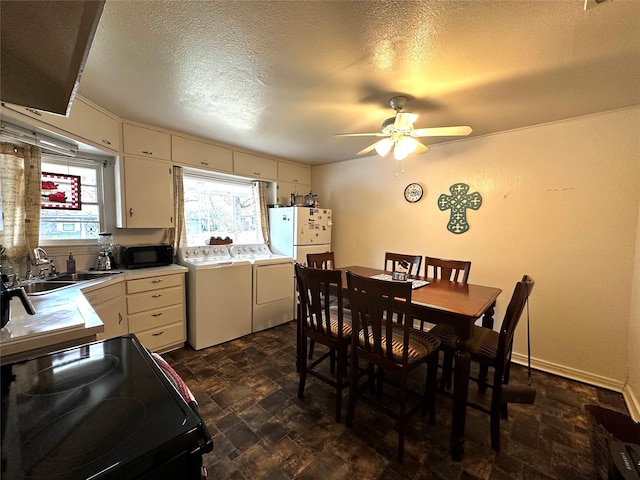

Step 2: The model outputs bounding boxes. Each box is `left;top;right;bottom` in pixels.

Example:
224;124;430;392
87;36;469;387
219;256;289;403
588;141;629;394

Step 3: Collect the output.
1;335;210;480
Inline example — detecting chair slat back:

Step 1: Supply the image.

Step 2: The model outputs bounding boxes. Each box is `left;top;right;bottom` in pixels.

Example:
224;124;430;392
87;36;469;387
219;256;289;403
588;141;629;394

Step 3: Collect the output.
347;271;413;365
496;275;535;373
384;252;422;276
295;263;344;339
307;251;335;270
423;256;471;283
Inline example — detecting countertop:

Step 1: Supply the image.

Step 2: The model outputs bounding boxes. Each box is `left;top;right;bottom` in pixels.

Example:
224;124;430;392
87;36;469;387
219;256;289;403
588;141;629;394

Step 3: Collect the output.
0;264;188;364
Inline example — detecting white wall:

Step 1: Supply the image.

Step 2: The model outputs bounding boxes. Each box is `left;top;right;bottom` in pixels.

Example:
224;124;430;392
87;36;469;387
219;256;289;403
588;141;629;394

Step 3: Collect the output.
312;107;640;392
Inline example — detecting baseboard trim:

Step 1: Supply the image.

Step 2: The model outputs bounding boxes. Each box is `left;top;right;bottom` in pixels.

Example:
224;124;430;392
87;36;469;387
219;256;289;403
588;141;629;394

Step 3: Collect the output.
622;386;640;422
511;353;626;392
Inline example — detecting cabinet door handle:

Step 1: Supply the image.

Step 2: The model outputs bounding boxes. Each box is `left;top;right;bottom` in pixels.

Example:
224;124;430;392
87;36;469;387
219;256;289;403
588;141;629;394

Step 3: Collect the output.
200;161;209;166
118;312;123;324
152;331;165;337
142;150;154;155
102;139;112;145
254;171;261;176
129;207;134;217
151;279;163;283
151;293;163;298
151;312;163;317
25;107;41;116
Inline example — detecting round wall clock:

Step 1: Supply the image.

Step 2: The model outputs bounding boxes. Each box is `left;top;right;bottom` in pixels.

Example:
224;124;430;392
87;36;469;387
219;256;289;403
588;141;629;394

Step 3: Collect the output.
404;183;423;203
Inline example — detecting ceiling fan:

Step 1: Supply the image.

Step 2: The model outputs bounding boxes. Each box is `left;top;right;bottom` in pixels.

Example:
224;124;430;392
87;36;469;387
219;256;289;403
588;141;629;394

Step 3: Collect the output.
336;96;472;160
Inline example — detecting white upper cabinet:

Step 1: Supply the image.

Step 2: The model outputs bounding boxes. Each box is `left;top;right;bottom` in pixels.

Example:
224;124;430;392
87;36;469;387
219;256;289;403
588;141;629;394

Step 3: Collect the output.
278;161;311;185
171;135;233;173
123;123;171;160
233;151;277;180
2;96;121;153
116;156;174;228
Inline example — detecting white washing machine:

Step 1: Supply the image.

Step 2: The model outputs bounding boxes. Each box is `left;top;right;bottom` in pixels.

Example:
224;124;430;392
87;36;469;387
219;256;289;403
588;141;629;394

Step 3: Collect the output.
178;245;252;350
228;243;295;333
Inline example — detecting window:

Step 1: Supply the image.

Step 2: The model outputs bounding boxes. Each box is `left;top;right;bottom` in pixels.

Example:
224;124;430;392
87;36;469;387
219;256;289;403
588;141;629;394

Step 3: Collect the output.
183;172;263;246
39;157;104;242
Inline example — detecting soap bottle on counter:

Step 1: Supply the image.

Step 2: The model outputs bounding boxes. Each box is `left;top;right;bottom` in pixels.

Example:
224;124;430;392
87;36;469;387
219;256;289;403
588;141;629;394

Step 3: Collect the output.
66;252;76;274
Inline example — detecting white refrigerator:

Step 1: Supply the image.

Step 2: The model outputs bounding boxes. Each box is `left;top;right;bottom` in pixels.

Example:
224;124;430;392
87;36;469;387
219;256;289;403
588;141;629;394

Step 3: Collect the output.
269;207;332;264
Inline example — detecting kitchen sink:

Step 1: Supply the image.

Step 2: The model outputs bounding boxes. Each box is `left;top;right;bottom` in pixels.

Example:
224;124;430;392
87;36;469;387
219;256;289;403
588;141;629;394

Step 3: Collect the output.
22;281;78;295
52;271;121;282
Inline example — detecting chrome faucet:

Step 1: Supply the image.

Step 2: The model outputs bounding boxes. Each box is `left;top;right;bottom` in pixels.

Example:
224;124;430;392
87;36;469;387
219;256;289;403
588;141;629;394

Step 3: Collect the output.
33;247;56;278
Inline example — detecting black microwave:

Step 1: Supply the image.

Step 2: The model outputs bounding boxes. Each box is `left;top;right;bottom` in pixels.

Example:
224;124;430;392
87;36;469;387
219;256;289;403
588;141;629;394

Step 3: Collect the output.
121;244;173;269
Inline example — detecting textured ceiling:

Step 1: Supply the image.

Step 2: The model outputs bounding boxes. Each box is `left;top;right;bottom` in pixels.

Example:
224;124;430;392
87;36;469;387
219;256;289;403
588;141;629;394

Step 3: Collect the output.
78;0;640;165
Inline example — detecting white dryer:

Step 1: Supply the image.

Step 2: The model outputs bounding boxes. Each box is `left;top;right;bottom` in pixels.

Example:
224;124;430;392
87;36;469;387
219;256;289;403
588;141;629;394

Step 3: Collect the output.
178;245;252;350
228;244;295;333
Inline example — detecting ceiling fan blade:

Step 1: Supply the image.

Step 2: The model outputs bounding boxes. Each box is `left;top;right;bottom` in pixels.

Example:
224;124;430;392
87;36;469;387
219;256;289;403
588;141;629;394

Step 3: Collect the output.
334;132;386;137
411;126;473;137
394;112;418;130
357;138;392;155
414;140;430;154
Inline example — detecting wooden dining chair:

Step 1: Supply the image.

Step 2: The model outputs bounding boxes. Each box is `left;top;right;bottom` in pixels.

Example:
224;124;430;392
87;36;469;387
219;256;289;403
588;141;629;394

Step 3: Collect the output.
422;256;472;387
307;251;335;269
384;252;422;276
430;274;535;451
345;271;441;463
423;256;471;283
305;251;336;360
295;263;352;422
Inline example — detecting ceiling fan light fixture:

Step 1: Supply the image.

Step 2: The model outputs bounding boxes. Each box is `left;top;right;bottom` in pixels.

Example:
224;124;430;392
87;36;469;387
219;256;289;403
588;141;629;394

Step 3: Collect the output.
394;136;419;160
374;138;394;157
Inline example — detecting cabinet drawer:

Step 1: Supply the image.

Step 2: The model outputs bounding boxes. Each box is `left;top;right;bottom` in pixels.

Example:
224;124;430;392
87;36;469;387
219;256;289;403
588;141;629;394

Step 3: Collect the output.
126;274;183;294
83;282;125;306
134;322;185;352
127;286;183;314
128;304;184;332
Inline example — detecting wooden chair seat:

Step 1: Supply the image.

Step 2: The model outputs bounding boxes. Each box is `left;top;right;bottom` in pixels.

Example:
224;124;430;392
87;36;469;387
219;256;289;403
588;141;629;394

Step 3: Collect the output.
430;323;499;364
357;324;440;365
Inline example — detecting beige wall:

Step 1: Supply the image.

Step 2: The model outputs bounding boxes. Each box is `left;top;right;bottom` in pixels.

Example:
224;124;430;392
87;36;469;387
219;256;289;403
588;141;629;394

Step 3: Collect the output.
627;176;640;420
312;107;640;400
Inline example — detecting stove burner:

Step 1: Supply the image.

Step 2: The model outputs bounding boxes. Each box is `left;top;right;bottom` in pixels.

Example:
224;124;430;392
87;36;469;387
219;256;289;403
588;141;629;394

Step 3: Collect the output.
20;353;120;396
20;397;146;477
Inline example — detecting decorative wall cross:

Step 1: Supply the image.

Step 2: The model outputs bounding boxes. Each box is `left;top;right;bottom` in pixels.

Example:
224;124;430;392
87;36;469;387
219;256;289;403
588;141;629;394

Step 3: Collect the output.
438;183;482;234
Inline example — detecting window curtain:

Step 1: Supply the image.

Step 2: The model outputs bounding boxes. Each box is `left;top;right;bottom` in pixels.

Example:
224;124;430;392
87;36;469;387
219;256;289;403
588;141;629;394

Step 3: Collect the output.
166;166;185;255
0;143;42;269
254;181;269;244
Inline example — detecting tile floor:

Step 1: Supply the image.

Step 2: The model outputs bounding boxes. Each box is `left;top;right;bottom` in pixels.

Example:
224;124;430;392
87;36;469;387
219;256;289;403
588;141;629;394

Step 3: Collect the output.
164;321;629;480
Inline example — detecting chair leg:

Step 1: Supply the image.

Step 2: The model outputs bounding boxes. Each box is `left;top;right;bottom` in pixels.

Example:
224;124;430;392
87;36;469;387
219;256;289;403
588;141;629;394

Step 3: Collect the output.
330;348;336;374
477;363;489;394
334;344;346;423
440;351;454;390
426;356;438;424
297;335;308;399
397;375;408;463
490;384;502;451
345;351;359;427
308;339;315;359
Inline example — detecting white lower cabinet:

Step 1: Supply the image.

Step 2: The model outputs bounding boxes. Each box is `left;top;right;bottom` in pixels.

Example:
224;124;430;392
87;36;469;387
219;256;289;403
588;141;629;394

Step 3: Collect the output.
125;273;186;352
83;283;127;341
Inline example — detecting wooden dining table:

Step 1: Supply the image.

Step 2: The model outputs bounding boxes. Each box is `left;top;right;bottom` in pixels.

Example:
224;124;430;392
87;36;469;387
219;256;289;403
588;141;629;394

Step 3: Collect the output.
339;265;502;461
